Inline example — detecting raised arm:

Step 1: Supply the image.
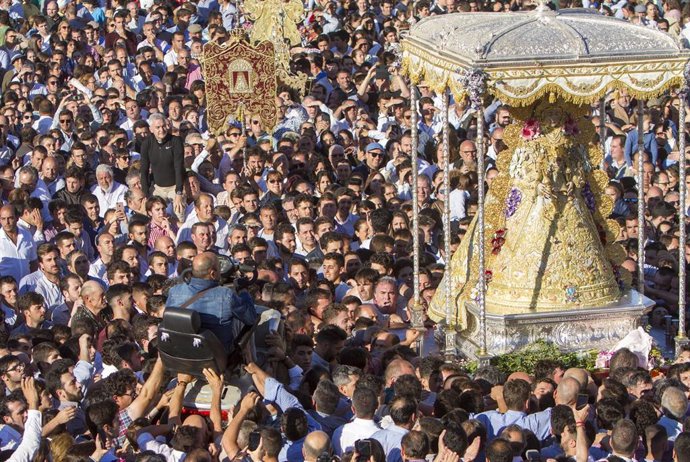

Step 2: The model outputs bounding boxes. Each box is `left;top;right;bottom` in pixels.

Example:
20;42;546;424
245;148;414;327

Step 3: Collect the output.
128;357;165;420
221;391;261;459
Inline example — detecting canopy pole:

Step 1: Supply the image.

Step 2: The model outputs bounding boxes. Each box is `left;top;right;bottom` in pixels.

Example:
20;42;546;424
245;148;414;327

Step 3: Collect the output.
476;106;488;362
442;90;455;361
678;91;688;352
599;96;606;156
637;100;646;295
409;85;425;355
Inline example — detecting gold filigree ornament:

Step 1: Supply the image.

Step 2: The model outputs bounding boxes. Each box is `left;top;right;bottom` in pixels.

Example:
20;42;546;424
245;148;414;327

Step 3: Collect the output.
243;0;309;94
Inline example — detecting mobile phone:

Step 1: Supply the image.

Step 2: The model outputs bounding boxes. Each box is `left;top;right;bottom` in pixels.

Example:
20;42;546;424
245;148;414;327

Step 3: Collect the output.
355;439;372;458
248;430;261;452
526;449;541;462
576;393;589;410
116;203;124;214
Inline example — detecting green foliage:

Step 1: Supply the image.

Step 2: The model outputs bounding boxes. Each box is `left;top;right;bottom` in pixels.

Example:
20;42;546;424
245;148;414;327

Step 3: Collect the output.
489;340;597;375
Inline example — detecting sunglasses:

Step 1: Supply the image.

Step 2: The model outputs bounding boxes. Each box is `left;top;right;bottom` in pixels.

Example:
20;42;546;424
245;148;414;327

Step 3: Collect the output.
229;132;241;137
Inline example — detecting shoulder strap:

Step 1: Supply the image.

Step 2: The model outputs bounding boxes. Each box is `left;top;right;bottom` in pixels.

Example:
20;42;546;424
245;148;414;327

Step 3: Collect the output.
178;287;214;310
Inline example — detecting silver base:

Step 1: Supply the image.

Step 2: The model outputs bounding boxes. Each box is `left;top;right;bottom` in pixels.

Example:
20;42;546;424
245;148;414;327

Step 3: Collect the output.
458;290;654;360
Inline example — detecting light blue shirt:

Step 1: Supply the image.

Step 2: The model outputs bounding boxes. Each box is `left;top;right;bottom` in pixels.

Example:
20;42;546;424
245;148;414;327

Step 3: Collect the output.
371;424;409;462
475;408;552;442
658;415;683;442
265;377;322;462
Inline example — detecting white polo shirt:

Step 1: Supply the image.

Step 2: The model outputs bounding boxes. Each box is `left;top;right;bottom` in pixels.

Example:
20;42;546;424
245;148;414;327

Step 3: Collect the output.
0;227;36;284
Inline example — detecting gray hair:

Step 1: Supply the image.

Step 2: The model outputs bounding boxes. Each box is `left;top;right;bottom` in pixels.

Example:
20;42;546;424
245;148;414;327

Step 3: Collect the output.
332;365;362;387
18;165;37;181
376;276;397;288
148;112;167;126
95;164;113;177
661;386;688;420
228;224;247;234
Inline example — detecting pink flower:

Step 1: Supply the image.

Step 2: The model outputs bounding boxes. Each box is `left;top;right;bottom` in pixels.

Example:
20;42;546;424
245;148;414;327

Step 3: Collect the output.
521;119;541;140
564;117;580;136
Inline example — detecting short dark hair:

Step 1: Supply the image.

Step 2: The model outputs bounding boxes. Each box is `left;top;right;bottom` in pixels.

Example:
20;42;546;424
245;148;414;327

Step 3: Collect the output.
85;400;119;438
402;431;429;460
610;419;639;457
352;385;378;419
675;432;690;462
486;438;513;462
16;292;44;313
389;395;417;427
280;408;308;442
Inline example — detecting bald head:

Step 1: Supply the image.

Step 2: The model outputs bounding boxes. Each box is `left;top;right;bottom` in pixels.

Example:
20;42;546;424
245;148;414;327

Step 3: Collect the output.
81;280;103;299
563;368;588;391
81;280;105;311
384;358;415;387
508;371;532;384
647;186;663;199
555;377;580;406
191;252;220;280
303;431;331;461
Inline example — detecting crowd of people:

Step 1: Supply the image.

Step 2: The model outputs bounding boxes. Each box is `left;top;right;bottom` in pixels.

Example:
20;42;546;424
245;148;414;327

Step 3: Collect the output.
0;0;689;461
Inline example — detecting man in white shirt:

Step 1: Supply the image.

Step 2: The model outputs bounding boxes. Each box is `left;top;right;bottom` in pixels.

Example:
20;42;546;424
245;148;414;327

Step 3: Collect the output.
18;243;64;318
332;386;381;455
0;205;36;285
91;165;127;218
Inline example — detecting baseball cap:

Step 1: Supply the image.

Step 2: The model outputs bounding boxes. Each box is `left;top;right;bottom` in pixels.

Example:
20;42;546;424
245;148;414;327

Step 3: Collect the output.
365;142;385;153
188;23;203;33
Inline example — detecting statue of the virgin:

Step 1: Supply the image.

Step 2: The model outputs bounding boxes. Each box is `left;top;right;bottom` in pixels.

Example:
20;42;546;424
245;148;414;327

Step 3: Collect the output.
428;100;629;330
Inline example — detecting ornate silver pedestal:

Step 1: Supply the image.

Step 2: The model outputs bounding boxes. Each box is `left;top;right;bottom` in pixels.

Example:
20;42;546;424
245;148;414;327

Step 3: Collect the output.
457;290;654;360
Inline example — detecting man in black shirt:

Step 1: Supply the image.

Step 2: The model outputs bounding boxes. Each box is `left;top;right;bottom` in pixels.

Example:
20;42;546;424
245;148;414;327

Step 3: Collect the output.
139;113;185;220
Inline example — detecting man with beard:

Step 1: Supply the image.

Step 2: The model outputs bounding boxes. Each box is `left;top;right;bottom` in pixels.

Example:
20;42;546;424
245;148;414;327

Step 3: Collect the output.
40;156;63;196
45;362;87;435
11;292;50;335
18;244;64;318
91;165;127;218
274;223;297;266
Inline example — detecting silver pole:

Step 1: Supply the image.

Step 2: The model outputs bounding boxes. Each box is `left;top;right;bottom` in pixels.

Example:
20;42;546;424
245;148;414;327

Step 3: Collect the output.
477;107;487;357
442;90;454;359
442;91;451;324
599;96;606;156
409;86;425;347
678;95;687;344
637;100;646;295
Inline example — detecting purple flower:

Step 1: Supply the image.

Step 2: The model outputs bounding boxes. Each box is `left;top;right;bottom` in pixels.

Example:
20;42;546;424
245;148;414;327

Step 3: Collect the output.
582;182;595;213
505;187;522;218
459;68;487;110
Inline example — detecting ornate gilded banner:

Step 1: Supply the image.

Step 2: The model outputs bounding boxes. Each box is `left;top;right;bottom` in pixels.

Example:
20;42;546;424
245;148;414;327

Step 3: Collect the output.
202;33;278;136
